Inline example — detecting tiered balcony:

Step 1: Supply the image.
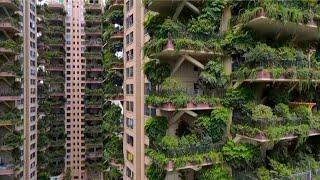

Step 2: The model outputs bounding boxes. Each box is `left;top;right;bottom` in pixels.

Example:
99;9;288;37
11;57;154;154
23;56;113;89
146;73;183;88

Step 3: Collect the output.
108;0;123;11
43;25;65;35
45;13;64;22
0;17;19;32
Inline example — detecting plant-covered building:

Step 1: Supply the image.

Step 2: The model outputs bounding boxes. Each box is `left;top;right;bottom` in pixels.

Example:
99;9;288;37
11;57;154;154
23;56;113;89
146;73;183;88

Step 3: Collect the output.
122;0;320;179
37;3;66;179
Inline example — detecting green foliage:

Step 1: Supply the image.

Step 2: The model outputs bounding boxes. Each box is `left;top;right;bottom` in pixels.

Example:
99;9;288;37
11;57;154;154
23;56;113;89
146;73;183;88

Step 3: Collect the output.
222;141;259;169
143;60;171;87
257;166;270;180
199;59;230;89
146;163;166;180
251;104;274;121
199;166;231;180
244;43;279;67
292;106;312;123
197;107;230;142
274;103;291;120
221;87;254;109
145;116;168;146
269;159;292;177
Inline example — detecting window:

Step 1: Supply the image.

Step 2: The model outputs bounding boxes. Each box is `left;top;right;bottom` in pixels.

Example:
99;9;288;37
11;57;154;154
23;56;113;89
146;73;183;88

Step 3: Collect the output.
144;104;156;116
126;14;133;28
126;66;134;78
126;167;134;178
127;151;134;163
126;0;133;11
126;32;133;45
126;118;134;129
126;49;134;61
126;101;134;112
144;83;152;95
127;134;134;146
126;84;134;95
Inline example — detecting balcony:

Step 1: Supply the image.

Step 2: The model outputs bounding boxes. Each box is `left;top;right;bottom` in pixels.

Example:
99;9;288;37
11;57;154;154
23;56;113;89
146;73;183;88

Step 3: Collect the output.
0;0;19;11
47;64;64;72
0;111;21;126
41;37;64;47
0;62;22;77
45;13;64;22
147;141;223;172
43;26;65;35
85;114;103;121
145;0;203;17
108;0;123;11
47;2;64;11
84;3;102;12
239;5;320;42
40;51;64;60
85;27;102;35
86;64;102;72
84;40;102;48
0;132;23;150
232;104;320;144
0;89;20;101
146;90;220;111
0;17;19;32
45;74;64;83
84;14;102;23
86;77;103;84
110;30;124;40
0;39;20;54
0;163;14;176
85;99;103;108
85;88;103;96
86;150;103;159
84;52;102;60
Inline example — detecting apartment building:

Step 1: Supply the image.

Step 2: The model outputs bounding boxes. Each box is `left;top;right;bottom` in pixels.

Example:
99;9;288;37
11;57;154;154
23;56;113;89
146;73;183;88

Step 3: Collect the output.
0;0;37;179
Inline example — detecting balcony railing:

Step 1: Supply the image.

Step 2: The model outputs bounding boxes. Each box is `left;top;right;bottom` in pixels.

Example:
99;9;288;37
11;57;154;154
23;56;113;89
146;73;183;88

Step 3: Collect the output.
84;52;102;59
0;89;20;97
85;27;102;33
84;15;102;22
0;17;19;30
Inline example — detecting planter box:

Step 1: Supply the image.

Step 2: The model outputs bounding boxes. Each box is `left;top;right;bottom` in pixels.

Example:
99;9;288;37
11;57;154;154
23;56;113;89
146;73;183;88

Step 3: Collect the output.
187;102;196;108
196;103;210;108
289;102;316;110
162;102;175;109
256;70;272;79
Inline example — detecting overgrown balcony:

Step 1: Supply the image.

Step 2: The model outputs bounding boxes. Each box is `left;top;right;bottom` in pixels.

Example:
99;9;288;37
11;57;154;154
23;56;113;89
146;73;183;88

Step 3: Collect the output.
108;0;123;11
47;64;64;72
0;39;20;53
0;61;22;77
0;132;23;150
85;98;104;108
40;36;64;46
84;14;102;23
0;16;19;32
0;88;21;101
85;88;103;97
85;27;102;35
145;79;220;111
233;103;320;143
0;109;21;126
84;52;102;60
84;2;102;12
85;113;103;121
39;51;64;60
231;44;320;87
45;12;64;22
237;1;320;42
105;10;123;25
45;74;64;83
84;40;103;47
0;0;20;11
43;25;65;35
38;99;65;111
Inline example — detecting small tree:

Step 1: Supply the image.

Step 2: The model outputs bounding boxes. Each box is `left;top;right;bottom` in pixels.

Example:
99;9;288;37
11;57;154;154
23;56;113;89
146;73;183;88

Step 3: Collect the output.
144;60;171;90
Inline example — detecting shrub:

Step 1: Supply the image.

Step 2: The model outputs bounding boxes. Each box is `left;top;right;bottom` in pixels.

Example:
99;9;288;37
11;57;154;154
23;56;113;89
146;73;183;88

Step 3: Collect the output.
274;103;291;120
199;166;230;180
252;104;274;121
145;116;168;146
